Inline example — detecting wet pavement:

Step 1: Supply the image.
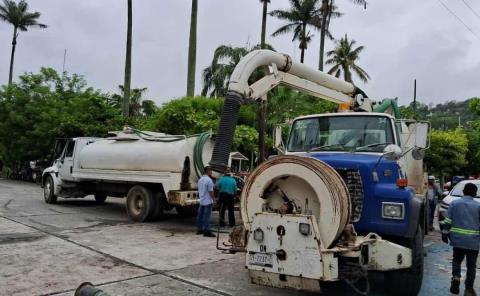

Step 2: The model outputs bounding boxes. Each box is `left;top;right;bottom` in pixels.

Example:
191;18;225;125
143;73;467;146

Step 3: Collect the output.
0;178;478;295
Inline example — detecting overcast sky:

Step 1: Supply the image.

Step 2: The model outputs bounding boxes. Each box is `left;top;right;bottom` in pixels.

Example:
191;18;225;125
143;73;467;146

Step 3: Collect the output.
1;0;479;106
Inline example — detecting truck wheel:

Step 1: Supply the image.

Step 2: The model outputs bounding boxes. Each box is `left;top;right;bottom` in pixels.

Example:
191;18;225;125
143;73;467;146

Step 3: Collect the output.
126;185;155;222
44;175;58;204
385;225;424;296
94;193;107;204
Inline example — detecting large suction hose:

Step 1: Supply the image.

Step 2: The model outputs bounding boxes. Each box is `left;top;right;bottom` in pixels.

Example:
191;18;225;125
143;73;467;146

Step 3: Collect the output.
209;91;245;173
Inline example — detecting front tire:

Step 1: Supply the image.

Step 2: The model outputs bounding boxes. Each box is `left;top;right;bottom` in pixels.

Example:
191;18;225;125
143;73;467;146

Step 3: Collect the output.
126;185;155;222
385;225;424;296
44;175;58;204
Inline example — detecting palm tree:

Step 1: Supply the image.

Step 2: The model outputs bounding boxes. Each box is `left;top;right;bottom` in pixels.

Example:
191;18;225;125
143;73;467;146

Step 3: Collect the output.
270;0;321;63
202;46;249;97
202;44;274;98
260;0;270;49
317;0;366;71
123;0;133;117
186;0;198;97
325;34;370;84
0;0;46;85
111;85;156;117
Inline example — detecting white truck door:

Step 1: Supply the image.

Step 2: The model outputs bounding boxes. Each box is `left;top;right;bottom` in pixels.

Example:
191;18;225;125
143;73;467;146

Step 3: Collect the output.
58;140;76;181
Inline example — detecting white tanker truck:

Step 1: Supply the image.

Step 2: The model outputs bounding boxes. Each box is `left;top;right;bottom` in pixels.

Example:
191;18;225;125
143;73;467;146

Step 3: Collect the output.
41;129;214;221
212;50;429;295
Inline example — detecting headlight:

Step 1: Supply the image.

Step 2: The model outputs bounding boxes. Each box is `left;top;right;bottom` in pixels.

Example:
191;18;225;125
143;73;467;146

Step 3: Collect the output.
299;223;311;236
253;228;264;242
382;202;404;219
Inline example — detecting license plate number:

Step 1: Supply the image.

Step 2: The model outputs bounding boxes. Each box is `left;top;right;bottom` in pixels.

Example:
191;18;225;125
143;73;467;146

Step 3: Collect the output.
249;252;273;267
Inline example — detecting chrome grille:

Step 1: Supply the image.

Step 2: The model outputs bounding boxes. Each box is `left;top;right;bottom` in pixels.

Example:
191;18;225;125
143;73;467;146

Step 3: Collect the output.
336;169;364;222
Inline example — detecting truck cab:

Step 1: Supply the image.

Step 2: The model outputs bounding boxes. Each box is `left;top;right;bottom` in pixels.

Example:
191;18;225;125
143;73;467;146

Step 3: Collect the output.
283;112;428;239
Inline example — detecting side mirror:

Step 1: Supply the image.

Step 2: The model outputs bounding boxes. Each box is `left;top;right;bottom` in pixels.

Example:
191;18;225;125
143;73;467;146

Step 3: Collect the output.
383;144;402;161
273;125;283;149
414;122;430;149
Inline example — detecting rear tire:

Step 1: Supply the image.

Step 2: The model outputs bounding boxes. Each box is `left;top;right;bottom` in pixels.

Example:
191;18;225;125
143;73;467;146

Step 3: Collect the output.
126;185;155;222
94;193;107;204
44;175;58;204
385;225;424;296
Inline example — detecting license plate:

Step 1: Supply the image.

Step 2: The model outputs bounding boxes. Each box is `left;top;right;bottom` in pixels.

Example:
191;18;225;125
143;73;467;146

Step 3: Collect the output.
249;252;273;268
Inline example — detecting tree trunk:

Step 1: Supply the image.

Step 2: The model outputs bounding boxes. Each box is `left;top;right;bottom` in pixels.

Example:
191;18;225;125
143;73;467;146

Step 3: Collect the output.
123;0;133;117
300;23;306;63
186;0;198;97
261;0;268;49
318;0;328;71
258;0;269;165
258;97;267;165
8;27;18;86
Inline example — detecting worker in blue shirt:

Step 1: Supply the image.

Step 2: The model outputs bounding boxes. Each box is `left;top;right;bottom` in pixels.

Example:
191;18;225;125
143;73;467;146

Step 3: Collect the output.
196;166;215;237
216;168;237;227
442;182;480;296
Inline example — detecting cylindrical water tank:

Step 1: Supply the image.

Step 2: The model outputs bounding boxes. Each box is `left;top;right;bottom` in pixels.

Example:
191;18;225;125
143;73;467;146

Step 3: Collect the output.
78;134;214;182
241;155;351;248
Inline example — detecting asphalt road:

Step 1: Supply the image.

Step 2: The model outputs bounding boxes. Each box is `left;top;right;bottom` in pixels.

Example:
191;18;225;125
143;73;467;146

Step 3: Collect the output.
0;178;477;296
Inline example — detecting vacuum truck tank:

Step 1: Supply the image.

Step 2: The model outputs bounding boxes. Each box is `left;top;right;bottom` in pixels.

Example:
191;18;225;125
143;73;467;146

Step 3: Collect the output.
41;128;214;221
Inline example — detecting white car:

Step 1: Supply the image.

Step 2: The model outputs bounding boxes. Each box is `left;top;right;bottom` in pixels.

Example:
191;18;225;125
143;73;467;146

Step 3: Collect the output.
438;180;480;227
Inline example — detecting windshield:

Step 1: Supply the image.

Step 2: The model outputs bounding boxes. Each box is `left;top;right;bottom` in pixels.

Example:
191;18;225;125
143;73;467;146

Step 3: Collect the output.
450;182;480;198
287;116;395;153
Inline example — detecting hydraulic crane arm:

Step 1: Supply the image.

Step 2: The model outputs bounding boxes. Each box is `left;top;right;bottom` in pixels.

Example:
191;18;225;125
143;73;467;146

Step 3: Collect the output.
209;50;384;172
227;49;373;111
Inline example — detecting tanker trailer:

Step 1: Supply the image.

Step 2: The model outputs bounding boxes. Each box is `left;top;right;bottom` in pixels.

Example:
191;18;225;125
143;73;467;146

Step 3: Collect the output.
41;128;214;221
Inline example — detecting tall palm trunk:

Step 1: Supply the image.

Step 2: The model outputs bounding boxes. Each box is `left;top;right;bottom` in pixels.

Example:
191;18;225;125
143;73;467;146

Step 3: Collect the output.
123;0;133;117
300;23;307;63
258;0;268;164
186;0;198;97
8;27;18;86
318;0;328;71
260;1;268;49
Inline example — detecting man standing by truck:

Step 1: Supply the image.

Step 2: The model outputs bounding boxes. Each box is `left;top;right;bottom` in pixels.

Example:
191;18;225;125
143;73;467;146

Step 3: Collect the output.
196;166;216;237
442;182;480;296
216;168;237;227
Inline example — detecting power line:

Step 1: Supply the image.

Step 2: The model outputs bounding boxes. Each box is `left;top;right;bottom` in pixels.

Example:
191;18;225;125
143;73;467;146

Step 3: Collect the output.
436;0;480;41
460;0;480;21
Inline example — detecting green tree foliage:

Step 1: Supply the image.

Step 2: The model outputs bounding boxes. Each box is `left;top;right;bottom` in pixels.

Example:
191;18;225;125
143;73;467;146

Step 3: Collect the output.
110;85;157;117
270;0;321;63
267;86;336;125
0;68;123;165
425;129;468;177
326;34;370;83
201;44;274;98
0;0;47;85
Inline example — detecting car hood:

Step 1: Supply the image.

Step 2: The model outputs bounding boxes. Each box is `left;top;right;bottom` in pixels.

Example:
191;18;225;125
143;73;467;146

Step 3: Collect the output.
443;195;480;205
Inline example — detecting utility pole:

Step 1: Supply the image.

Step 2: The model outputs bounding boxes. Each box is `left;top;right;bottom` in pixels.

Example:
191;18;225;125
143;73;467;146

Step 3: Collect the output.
62;49;67;73
413;79;417;118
